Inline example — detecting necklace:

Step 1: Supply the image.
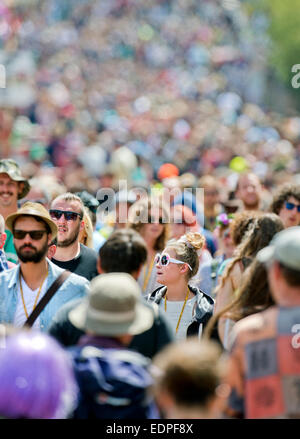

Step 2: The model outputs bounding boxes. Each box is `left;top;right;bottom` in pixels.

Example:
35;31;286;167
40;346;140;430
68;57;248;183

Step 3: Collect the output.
164;287;190;334
19;269;48;319
143;255;155;292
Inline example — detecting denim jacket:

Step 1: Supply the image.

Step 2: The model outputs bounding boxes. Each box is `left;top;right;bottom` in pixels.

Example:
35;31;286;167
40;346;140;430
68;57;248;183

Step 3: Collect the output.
0;250;8;273
0;259;89;332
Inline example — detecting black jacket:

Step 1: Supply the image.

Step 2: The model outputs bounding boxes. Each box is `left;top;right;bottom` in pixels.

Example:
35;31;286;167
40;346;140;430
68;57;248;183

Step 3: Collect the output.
147;284;215;337
48;297;174;358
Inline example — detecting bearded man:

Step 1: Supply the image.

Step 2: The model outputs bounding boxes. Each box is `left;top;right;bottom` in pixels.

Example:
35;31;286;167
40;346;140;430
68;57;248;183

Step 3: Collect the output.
0;202;88;331
49;193;98;281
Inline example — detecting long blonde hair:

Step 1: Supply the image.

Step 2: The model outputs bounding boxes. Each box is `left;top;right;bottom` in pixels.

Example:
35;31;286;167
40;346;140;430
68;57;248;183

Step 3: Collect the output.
127;197;170;251
216;213;284;291
79;208;94;249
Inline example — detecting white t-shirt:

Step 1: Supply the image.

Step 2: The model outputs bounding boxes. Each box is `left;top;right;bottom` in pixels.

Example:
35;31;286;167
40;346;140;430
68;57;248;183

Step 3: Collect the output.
159;295;198;341
14;276;48;330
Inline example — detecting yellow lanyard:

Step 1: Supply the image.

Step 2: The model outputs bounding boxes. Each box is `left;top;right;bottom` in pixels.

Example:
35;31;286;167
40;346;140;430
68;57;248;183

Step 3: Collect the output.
143;255;155;292
19;270;48;319
164;287;190;334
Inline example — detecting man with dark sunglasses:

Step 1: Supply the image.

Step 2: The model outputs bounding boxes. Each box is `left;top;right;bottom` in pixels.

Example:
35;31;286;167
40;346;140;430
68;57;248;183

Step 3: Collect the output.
49;193;98;281
0;202;89;331
270;183;300;229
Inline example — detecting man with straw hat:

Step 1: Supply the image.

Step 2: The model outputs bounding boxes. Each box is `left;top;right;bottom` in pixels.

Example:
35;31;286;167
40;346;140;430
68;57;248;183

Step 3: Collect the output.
0;159;30;263
0;202;89;331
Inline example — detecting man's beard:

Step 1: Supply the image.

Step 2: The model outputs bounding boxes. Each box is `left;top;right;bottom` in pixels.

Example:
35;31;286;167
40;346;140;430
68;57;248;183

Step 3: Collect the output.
244;199;260;210
57;222;80;248
16;240;49;263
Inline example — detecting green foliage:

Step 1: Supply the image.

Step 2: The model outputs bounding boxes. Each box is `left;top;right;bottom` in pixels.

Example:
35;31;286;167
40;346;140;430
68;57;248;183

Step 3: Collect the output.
248;0;300;84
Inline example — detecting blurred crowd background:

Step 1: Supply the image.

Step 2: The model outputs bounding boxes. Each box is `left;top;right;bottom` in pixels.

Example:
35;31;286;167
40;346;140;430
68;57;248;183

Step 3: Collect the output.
0;0;300;199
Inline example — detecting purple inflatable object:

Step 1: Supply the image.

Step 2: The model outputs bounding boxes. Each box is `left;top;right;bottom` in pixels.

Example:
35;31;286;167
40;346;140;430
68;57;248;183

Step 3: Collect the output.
0;331;78;419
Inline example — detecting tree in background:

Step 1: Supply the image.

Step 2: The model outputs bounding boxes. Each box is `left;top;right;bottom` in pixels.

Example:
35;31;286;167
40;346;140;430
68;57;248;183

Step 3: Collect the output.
246;0;300;109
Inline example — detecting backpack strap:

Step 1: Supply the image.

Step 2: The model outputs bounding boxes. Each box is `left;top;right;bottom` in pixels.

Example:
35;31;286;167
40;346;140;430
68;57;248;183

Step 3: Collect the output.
24;270;71;328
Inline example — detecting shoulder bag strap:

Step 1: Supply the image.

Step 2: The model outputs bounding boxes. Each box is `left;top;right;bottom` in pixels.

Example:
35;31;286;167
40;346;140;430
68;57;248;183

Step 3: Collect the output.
24;270;72;328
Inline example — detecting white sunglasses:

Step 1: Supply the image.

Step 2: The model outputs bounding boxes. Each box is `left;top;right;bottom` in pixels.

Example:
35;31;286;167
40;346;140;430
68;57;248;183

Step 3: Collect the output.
155;253;192;271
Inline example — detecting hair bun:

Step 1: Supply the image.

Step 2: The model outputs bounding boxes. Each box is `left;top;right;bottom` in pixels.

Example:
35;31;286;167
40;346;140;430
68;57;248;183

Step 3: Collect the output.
180;232;205;251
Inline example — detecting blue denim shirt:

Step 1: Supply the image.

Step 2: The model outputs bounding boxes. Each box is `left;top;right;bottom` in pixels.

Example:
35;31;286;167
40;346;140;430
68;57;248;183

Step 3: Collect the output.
0;259;89;332
0;250;8;273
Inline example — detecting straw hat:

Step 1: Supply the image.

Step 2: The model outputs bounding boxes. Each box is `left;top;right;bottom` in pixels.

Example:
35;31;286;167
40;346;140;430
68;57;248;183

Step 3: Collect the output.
6;201;58;239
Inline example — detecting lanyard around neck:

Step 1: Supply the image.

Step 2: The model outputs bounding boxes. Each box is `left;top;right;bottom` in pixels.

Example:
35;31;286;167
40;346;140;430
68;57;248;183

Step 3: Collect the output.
143;255;155;292
164;287;190;334
19;270;48;319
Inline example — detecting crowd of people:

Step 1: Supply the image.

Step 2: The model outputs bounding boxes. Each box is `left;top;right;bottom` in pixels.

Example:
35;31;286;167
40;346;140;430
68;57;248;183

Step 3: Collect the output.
0;156;299;420
0;0;300;422
1;0;300;191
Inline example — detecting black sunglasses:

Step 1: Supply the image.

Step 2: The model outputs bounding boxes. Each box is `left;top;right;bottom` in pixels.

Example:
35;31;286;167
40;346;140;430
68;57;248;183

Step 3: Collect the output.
147;215;165;224
13;230;48;240
285;202;300;213
49;209;83;221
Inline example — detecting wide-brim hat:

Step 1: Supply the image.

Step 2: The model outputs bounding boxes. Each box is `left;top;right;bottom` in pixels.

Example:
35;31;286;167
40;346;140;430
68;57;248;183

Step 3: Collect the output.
69;273;154;336
0;159;30;199
6;201;58;239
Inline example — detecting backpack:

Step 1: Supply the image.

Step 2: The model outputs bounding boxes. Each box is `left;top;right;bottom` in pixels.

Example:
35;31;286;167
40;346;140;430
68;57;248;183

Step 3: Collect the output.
69;345;158;419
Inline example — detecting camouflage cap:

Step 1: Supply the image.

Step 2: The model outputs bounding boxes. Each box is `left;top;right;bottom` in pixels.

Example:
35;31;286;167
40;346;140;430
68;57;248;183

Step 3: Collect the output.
0;159;30;199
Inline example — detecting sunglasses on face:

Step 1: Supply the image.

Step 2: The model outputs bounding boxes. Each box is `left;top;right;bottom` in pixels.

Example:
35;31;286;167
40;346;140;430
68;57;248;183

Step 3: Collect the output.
285;202;300;213
148;215;164;224
155;253;192;271
49;209;83;221
13;230;48;240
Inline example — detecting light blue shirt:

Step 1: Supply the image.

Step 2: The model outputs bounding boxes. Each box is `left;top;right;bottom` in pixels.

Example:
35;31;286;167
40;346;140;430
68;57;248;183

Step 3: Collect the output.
0;259;89;332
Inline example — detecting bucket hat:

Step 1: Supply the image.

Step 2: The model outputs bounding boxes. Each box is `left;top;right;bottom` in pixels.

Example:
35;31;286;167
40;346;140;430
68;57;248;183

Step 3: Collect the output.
6;201;58;239
0;159;30;199
69;272;154;336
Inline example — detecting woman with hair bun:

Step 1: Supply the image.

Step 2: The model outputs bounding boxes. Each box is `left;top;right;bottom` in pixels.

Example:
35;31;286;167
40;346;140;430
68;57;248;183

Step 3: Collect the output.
148;232;214;340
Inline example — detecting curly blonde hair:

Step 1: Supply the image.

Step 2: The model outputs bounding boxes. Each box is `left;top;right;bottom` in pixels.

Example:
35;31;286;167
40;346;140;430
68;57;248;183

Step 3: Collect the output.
165;232;205;280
